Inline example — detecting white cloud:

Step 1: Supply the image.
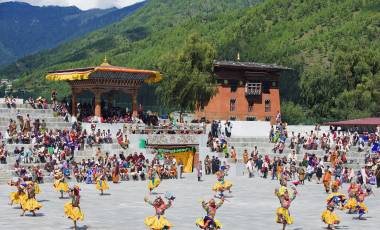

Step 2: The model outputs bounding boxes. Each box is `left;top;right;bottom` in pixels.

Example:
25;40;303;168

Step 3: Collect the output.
0;0;143;10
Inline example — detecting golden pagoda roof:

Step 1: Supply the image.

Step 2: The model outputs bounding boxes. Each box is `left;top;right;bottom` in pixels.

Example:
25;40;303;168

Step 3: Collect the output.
46;60;161;84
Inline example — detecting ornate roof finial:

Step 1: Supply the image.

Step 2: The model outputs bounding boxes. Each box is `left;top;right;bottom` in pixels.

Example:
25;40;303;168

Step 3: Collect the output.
100;55;111;66
237;52;240;61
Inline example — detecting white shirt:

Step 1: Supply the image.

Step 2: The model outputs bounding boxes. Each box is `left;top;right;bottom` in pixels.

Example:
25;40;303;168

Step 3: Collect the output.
246;160;254;171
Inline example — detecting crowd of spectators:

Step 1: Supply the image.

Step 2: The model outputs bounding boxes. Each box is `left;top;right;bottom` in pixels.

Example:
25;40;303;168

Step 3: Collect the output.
10;148;185;186
26;97;49;109
4;96;17;108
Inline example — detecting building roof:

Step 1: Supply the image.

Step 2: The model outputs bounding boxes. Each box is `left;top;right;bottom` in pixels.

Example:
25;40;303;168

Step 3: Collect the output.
324;117;380;126
46;59;161;84
213;60;291;71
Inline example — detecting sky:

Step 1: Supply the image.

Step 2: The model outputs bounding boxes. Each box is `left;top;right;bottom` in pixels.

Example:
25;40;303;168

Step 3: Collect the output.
0;0;143;10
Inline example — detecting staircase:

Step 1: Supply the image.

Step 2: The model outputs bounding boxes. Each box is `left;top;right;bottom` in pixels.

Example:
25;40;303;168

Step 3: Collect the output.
0;103;71;183
198;136;367;176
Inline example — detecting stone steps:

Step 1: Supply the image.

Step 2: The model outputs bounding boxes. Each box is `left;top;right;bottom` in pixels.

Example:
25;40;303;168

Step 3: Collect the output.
0;103;51;109
0;108;55;114
0;117;65;122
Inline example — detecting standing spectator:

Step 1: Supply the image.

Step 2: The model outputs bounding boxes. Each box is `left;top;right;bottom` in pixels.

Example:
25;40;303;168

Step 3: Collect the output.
204;155;211;175
306;164;314;182
197;160;202;181
272;157;278;180
225;121;232;138
178;160;183;179
246;158;254;178
375;163;380;188
316;164;323;184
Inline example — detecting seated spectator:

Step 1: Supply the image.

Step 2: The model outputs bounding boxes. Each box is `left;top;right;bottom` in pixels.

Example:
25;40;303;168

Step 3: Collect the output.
27;97;36;109
0;146;7;164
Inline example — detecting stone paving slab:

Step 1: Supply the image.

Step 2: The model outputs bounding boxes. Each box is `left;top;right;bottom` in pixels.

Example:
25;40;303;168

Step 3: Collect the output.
0;174;379;230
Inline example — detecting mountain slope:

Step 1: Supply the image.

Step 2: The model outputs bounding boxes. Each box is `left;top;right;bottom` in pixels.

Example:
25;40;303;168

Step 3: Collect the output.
0;1;145;66
1;0;379;121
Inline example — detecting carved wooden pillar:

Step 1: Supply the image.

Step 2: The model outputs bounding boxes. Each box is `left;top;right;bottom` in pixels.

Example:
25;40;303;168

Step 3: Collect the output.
71;91;77;117
132;93;138;117
107;93;113;110
94;90;102;117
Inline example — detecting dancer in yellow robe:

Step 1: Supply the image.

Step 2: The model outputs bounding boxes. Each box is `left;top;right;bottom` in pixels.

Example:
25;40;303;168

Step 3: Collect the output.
54;171;69;198
21;183;42;216
96;173;109;195
196;197;224;229
275;178;297;230
212;171;232;197
147;167;161;194
144;194;174;230
321;182;345;230
345;182;360;214
9;179;27;207
64;185;84;229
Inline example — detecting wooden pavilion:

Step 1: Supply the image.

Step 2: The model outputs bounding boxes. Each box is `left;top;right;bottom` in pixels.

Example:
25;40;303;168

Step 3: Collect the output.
46;58;161;117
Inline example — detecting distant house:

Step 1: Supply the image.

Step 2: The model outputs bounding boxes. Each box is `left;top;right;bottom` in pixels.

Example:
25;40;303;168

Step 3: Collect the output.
195;61;290;123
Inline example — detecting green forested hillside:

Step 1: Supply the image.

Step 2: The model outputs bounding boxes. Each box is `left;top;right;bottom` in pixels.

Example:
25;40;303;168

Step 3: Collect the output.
1;0;379;123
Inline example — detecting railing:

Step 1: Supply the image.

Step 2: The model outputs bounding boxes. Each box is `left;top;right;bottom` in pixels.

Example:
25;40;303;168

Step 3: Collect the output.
129;124;206;135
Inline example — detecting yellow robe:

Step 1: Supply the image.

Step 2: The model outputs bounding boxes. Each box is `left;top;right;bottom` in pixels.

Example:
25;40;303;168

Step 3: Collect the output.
321;210;340;225
344;197;357;210
96;179;109;191
34;183;41;194
356;202;368;213
276;207;293;225
10;191;27;205
196;217;222;228
64;202;84;221
144;215;172;229
148;177;161;191
54;180;69;192
212;180;232;191
22;198;42;211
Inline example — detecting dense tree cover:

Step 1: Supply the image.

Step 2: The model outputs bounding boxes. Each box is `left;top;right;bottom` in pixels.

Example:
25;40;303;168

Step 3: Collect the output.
281;101;307;125
156;33;217;119
0;0;379;123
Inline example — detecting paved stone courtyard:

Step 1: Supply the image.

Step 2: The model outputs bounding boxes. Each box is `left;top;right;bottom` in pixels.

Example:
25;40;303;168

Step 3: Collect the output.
0;173;379;230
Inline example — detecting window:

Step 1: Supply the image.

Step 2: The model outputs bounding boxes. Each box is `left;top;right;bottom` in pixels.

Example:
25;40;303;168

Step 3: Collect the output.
247;116;257;121
265;99;271;112
230;116;237;121
245;82;262;95
230;99;236;111
265;116;272;122
248;102;253;112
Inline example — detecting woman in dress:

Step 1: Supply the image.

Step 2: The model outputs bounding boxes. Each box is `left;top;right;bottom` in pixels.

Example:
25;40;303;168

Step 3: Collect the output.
64;185;84;229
